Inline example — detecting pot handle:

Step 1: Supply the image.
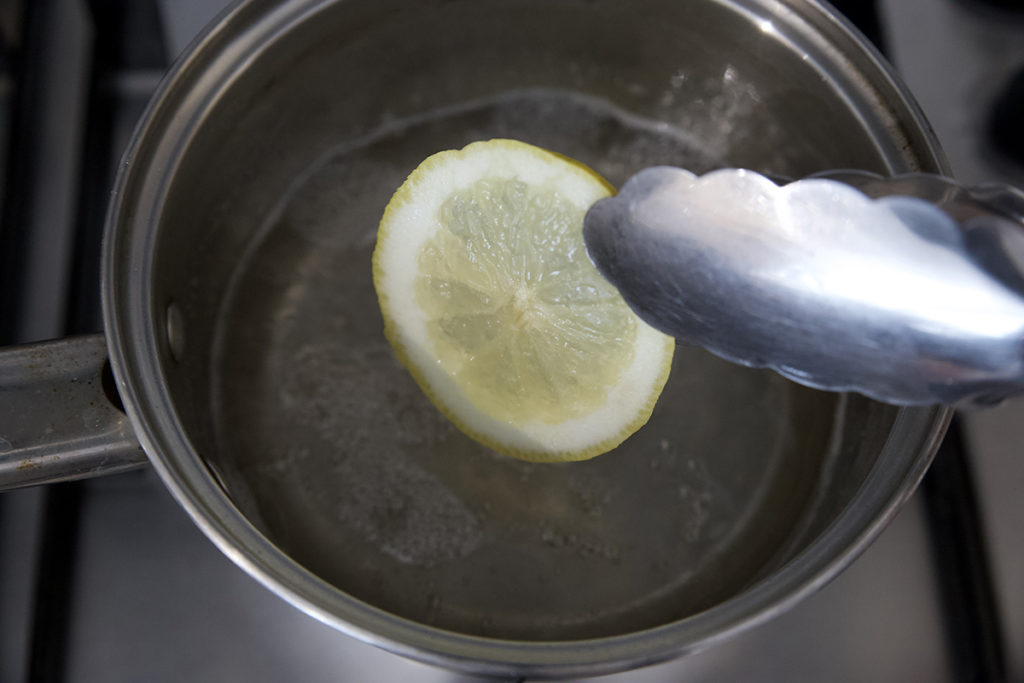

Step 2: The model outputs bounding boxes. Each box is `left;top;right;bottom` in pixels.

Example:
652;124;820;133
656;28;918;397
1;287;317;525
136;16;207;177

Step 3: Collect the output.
0;334;147;491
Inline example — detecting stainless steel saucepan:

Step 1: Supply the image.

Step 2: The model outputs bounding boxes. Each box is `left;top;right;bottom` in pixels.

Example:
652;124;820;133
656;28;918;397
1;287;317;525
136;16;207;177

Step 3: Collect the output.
0;0;950;677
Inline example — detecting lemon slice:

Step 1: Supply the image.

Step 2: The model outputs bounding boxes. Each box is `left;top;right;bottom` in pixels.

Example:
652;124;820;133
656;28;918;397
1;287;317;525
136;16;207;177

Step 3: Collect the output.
372;139;674;462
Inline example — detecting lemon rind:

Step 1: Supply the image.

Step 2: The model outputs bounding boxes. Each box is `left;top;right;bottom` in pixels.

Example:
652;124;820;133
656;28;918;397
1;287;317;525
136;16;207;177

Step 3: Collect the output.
372;139;674;462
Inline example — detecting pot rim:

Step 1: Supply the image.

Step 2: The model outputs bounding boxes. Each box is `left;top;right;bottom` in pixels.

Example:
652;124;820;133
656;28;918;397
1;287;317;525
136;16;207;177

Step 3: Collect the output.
101;0;953;677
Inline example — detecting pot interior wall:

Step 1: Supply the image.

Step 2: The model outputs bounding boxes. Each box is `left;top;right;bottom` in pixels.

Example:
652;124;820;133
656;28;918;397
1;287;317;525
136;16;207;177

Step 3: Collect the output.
144;0;933;641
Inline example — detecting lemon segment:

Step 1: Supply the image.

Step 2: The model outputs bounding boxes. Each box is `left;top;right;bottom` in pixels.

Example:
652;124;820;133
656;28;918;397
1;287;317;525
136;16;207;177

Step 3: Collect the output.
373;139;674;462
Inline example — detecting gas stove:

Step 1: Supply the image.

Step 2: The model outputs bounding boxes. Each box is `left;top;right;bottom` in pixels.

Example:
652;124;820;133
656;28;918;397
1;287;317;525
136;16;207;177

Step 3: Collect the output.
1;1;1022;680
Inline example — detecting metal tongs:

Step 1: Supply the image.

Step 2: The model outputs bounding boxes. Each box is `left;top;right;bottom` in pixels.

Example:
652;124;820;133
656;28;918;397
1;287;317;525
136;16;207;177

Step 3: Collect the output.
583;167;1024;407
